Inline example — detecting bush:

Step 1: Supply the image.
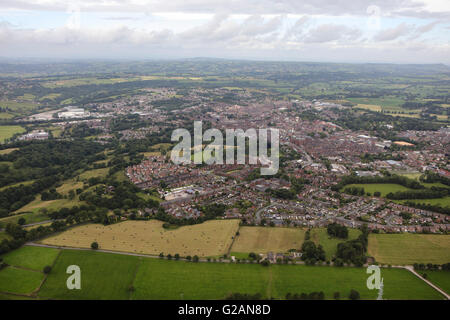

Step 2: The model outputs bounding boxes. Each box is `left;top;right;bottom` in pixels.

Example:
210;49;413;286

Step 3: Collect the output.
43;265;52;274
333;292;340;300
159;252;164;258
349;289;360;300
91;242;99;250
18;218;26;225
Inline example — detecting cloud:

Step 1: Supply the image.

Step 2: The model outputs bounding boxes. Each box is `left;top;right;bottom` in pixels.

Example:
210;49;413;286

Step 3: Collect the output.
302;24;362;43
0;0;447;19
373;23;412;41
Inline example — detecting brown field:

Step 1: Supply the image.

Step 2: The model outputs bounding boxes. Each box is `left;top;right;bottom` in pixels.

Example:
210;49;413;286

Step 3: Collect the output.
0;148;19;155
231;226;306;254
40;219;240;257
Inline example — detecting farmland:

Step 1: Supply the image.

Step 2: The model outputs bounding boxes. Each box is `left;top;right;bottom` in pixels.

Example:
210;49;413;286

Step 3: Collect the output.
423;271;450;294
0;267;43;295
231;226;306;254
310;228;362;259
342;183;412;197
20;249;446;300
0;246;60;296
368;233;450;265
0;125;25;143
40;219;240;257
2;246;60;271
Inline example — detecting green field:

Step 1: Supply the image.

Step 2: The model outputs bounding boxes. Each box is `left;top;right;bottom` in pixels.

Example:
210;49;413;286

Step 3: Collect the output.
310;228;362;259
368;233;450;265
1;246;60;271
342;183;412;197
132;258;268;300
398;197;450;208
0;267;43;295
0;211;49;228
34;249;445;300
0;125;25;143
39;250;140;300
423;271;450;294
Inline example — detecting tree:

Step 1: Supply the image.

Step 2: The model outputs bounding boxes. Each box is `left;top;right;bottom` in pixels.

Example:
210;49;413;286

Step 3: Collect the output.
159;252;164;258
174;253;180;260
193;255;199;263
43;265;52;274
18;218;26;225
333;292;340;300
349;289;360;300
91;242;99;250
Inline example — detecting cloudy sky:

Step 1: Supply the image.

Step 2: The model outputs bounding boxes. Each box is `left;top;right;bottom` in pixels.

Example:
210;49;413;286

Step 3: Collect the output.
0;0;449;63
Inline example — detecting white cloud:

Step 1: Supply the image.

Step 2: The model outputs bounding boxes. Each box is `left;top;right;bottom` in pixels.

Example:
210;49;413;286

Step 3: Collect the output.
374;23;412;41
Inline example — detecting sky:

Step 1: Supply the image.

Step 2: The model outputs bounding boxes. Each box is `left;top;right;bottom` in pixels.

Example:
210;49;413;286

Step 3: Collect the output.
0;0;449;64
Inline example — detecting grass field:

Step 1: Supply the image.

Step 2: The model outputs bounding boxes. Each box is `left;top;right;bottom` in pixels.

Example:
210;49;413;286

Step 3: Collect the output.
79;168;109;180
14;196;82;214
40;219;240;257
0;267;43;295
0;211;49;228
422;271;450;294
271;264;443;300
132;257;269;300
368;233;450;265
398;196;450;208
0;147;19;155
310;228;362;259
1;246;60;271
342;183;411;197
231;226;306;254
35;249;445;300
39;250;139;300
0;125;25;143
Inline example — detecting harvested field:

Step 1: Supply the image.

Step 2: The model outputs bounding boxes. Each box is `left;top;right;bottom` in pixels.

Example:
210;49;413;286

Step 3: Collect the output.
40;219;240;257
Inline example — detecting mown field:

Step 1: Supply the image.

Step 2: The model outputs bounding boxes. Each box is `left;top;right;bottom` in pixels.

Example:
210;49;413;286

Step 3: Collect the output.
422;271;450;294
231;226;306;254
0;125;25;143
40;219;240;257
368;233;450;265
342;183;412;197
0;248;437;300
0;246;60;296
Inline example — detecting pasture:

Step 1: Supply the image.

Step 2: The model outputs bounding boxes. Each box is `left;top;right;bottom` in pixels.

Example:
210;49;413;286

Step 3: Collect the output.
40;219;240;257
1;246;60;271
342;183;411;197
38;250;139;300
0;211;49;228
0;267;43;295
0;125;25;143
231;226;306;254
423;271;450;294
34;249;445;300
310;228;362;259
0;148;19;155
368;233;450;265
